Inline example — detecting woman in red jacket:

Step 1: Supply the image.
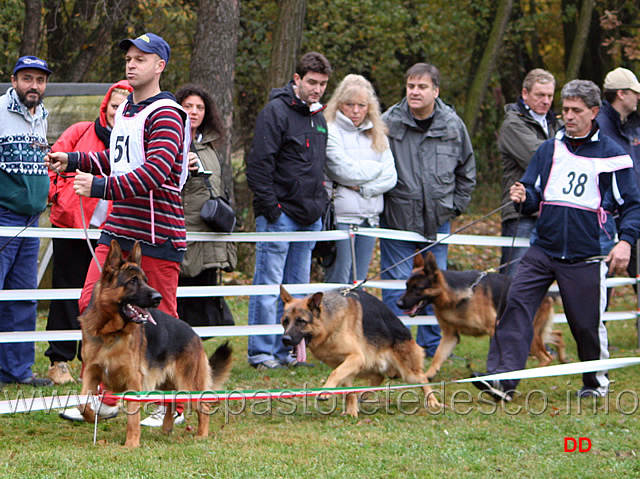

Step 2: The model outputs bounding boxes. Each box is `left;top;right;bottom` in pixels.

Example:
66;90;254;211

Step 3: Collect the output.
46;80;132;386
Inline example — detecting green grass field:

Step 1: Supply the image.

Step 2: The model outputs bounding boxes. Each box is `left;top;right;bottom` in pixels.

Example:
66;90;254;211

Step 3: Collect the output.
3;206;640;478
1;292;639;479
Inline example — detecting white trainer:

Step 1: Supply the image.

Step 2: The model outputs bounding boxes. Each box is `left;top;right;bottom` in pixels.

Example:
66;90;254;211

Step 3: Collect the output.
140;406;185;427
59;397;119;422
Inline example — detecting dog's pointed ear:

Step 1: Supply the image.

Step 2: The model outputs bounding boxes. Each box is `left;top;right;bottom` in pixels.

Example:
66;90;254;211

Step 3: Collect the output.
413;253;425;270
103;240;123;277
308;292;324;311
280;285;293;304
424;251;439;274
129;241;142;265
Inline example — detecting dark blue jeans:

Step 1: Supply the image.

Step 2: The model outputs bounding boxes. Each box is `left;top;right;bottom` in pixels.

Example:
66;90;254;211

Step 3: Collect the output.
324;221;377;284
247;212;322;366
379;222;450;356
0;206;40;383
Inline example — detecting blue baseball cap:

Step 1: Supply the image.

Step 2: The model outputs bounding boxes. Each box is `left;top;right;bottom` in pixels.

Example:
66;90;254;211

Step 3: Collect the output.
13;56;52;76
119;33;170;65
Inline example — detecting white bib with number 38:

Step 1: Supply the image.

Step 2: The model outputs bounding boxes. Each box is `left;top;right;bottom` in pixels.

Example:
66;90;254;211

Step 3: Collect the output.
544;140;632;210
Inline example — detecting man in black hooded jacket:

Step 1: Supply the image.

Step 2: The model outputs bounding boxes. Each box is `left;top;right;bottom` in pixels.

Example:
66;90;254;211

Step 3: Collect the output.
246;52;332;370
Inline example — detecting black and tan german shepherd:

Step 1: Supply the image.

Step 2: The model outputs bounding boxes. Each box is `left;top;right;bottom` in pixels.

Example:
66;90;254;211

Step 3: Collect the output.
280;285;440;417
397;252;567;380
77;240;232;447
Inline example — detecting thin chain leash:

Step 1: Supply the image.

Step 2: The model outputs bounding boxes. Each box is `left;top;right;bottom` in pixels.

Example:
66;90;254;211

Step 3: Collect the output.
342;202;511;295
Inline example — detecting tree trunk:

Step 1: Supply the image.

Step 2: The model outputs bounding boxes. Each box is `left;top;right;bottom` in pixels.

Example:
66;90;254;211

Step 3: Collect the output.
528;0;541;67
20;0;42;56
191;0;240;204
463;0;514;134
565;0;595;80
266;0;307;97
44;0;136;82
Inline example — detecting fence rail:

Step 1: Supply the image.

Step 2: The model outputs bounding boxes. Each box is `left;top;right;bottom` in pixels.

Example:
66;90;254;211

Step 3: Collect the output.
0;226;638;346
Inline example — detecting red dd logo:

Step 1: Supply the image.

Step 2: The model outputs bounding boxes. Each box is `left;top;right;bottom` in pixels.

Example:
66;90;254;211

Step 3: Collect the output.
564;437;592;452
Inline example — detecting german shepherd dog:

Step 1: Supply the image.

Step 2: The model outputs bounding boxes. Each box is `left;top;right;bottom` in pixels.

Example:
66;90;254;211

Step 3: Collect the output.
78;240;232;447
397;252;567;380
280;285;440;417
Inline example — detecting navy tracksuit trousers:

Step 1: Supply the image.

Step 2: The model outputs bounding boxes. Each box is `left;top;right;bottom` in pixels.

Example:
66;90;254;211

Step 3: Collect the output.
487;245;610;394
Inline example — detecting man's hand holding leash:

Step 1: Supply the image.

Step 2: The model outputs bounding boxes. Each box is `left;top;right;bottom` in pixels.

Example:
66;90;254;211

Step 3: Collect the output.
73;170;94;197
44;151;68;174
46;152;93;197
510;182;526;203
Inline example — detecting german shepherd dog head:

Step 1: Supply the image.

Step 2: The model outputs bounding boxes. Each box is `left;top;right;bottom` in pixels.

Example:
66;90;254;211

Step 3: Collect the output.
396;251;443;317
85;240;162;335
280;285;321;349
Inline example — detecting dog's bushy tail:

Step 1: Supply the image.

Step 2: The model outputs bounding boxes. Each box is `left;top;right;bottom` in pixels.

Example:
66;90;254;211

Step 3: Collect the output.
209;341;233;389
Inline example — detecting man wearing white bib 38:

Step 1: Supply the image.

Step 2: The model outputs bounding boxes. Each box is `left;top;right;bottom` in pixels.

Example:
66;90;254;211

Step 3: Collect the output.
472;80;640;401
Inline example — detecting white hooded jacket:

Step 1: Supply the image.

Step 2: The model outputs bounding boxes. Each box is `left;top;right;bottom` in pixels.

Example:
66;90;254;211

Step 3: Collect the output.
324;110;397;226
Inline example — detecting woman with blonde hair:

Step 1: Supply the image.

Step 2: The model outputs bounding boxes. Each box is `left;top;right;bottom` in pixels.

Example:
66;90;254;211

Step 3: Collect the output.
323;74;397;283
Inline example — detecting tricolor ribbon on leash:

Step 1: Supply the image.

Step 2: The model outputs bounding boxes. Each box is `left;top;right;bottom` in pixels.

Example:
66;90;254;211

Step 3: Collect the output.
2;357;639;414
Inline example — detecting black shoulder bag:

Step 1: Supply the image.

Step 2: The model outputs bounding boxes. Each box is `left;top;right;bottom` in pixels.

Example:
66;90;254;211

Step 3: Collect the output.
312;182;338;267
200;177;237;233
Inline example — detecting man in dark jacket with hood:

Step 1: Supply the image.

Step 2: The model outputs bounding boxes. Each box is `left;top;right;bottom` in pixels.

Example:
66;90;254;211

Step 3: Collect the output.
597;67;640;283
246;52;332;370
499;68;561;276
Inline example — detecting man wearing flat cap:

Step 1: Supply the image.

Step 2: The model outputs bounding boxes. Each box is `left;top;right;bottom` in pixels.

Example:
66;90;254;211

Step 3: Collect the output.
46;33;190;423
0;55;53;388
598;67;640;284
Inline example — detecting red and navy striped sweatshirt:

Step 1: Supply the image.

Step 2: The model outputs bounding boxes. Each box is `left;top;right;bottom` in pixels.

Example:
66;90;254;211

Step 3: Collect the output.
67;92;187;263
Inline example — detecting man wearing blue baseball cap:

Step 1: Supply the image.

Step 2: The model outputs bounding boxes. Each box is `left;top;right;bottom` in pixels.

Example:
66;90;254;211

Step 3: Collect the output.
0;55;53;389
118;33;171;66
46;34;190;427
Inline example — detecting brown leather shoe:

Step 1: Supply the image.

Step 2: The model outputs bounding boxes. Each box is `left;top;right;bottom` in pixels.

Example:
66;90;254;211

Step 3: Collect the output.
47;361;76;384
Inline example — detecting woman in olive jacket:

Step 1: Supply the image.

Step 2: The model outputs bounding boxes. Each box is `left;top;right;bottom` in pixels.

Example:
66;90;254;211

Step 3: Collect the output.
176;85;237;326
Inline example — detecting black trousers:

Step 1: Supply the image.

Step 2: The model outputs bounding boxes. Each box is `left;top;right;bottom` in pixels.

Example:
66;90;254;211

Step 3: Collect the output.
177;268;234;327
487;245;609;393
45;236;97;363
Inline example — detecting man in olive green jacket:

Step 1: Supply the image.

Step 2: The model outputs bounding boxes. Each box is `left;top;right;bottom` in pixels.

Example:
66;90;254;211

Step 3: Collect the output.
499;68;562;276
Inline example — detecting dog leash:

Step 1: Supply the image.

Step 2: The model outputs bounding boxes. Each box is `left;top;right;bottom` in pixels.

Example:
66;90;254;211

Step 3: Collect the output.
342;203;511;295
78;195;103;273
0;208;49;255
53;169;103;273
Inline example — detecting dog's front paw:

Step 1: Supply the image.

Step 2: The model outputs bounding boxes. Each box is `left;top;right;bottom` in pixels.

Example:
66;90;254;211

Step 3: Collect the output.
342;408;359;418
317;392;331;402
124;438;141;448
425;393;441;410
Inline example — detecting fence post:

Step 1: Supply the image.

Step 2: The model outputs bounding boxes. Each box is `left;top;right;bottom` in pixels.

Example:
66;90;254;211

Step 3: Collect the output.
349;224;357;284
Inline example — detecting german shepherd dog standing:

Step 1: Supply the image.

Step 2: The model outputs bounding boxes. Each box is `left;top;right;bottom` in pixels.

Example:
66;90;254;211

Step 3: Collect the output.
280;285;440;417
78;240;232;447
397;252;567;380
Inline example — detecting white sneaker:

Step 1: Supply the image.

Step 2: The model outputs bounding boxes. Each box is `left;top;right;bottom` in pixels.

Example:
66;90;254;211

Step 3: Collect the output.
59;397;119;422
140;406;185;428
